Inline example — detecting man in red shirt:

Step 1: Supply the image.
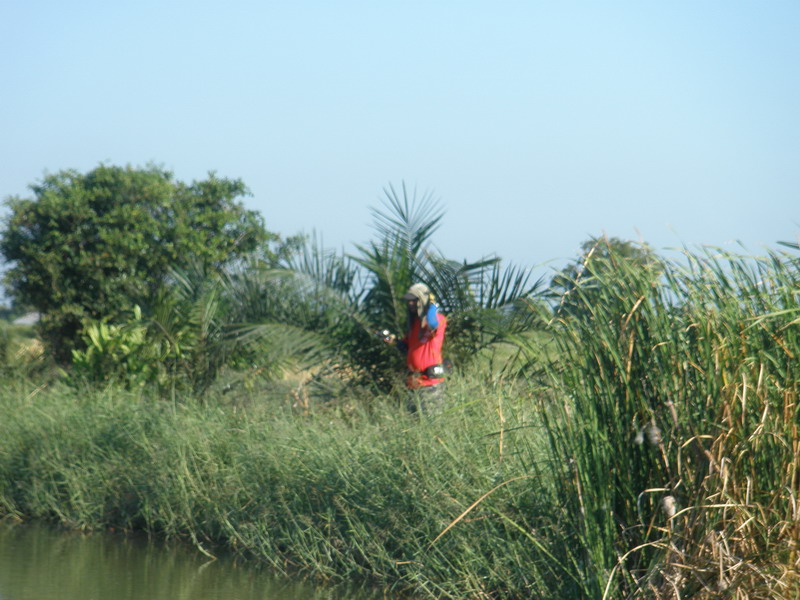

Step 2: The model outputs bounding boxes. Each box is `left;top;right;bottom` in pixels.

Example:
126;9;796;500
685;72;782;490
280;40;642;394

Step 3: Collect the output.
393;283;448;413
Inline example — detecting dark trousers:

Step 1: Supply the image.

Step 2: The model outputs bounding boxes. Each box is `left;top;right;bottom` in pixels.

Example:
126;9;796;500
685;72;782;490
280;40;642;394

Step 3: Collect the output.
406;382;446;414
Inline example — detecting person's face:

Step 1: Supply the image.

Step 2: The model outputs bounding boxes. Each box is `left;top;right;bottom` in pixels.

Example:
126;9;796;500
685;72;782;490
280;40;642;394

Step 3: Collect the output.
407;299;418;312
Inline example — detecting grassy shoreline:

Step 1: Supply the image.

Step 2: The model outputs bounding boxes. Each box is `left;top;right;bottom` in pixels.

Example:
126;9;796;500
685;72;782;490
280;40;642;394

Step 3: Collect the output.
0;376;557;598
3;246;800;598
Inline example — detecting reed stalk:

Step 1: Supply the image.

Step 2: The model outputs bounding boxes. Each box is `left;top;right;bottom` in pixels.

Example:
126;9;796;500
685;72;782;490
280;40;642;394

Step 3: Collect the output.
531;244;800;598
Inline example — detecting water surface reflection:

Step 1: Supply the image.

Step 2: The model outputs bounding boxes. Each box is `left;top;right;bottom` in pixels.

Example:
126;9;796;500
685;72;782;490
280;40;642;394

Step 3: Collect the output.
0;521;389;600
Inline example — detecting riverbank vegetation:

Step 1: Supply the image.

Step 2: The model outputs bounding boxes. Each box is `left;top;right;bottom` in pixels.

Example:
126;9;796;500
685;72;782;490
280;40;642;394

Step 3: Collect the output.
1;167;799;598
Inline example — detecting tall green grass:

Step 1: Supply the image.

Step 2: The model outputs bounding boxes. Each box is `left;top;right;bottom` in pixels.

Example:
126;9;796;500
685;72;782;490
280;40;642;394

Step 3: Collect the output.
1;244;799;599
528;244;800;598
0;375;563;598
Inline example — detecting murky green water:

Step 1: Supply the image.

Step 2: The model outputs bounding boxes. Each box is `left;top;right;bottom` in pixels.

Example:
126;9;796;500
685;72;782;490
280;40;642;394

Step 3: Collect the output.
0;521;390;600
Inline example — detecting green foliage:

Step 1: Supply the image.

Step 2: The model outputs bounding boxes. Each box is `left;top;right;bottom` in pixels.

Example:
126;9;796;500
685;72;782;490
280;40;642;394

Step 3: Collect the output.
0;322;49;379
71;261;329;396
0;376;560;599
420;255;543;371
0;164;271;363
70;306;168;389
218;247;369;396
549;235;661;319
352;183;445;332
274;183;543;388
526;243;800;598
2;244;800;599
3;174;540;391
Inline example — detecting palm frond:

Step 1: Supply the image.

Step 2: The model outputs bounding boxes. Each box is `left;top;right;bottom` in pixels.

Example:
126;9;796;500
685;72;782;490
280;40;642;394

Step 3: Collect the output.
370;182;444;256
225;321;331;372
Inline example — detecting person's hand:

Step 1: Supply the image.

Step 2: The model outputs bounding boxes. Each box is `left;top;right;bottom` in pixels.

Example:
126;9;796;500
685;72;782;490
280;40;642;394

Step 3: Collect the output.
376;329;396;344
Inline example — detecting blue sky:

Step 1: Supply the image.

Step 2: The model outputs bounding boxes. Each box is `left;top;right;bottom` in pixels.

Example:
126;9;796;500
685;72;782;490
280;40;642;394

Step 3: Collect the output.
2;1;798;282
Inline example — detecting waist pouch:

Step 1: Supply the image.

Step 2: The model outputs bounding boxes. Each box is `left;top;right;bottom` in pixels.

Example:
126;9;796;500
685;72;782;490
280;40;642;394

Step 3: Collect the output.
422;364;445;379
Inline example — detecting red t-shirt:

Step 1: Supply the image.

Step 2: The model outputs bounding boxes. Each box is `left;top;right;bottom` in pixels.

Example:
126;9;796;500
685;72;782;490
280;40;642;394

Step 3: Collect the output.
403;314;447;388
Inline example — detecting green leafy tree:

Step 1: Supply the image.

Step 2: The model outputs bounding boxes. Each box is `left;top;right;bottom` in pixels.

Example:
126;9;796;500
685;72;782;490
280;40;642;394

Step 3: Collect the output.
0;164;271;363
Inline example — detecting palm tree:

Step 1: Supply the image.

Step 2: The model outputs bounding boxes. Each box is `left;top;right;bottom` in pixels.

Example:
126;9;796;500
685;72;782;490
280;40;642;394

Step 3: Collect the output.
136;259;329;396
273;183;544;387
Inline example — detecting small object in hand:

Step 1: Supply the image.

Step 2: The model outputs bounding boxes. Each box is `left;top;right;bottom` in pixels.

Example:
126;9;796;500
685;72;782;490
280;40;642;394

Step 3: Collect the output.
376;329;394;343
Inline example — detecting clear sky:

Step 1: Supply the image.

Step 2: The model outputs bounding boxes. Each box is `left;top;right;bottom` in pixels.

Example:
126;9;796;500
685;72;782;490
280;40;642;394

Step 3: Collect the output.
2;1;798;282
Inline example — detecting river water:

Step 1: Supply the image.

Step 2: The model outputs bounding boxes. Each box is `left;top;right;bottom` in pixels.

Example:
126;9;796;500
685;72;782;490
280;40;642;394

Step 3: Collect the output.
0;521;391;600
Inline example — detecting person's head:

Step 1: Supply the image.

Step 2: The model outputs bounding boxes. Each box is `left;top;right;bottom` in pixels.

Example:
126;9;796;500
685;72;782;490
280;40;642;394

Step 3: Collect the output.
402;283;430;319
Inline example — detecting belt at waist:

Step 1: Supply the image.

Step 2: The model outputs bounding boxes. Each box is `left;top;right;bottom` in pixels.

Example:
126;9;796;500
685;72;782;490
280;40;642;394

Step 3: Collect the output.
409;364;445;379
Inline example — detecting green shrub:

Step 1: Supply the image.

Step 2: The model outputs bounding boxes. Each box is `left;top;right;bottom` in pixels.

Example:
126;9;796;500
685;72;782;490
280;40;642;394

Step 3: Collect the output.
70;307;170;389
